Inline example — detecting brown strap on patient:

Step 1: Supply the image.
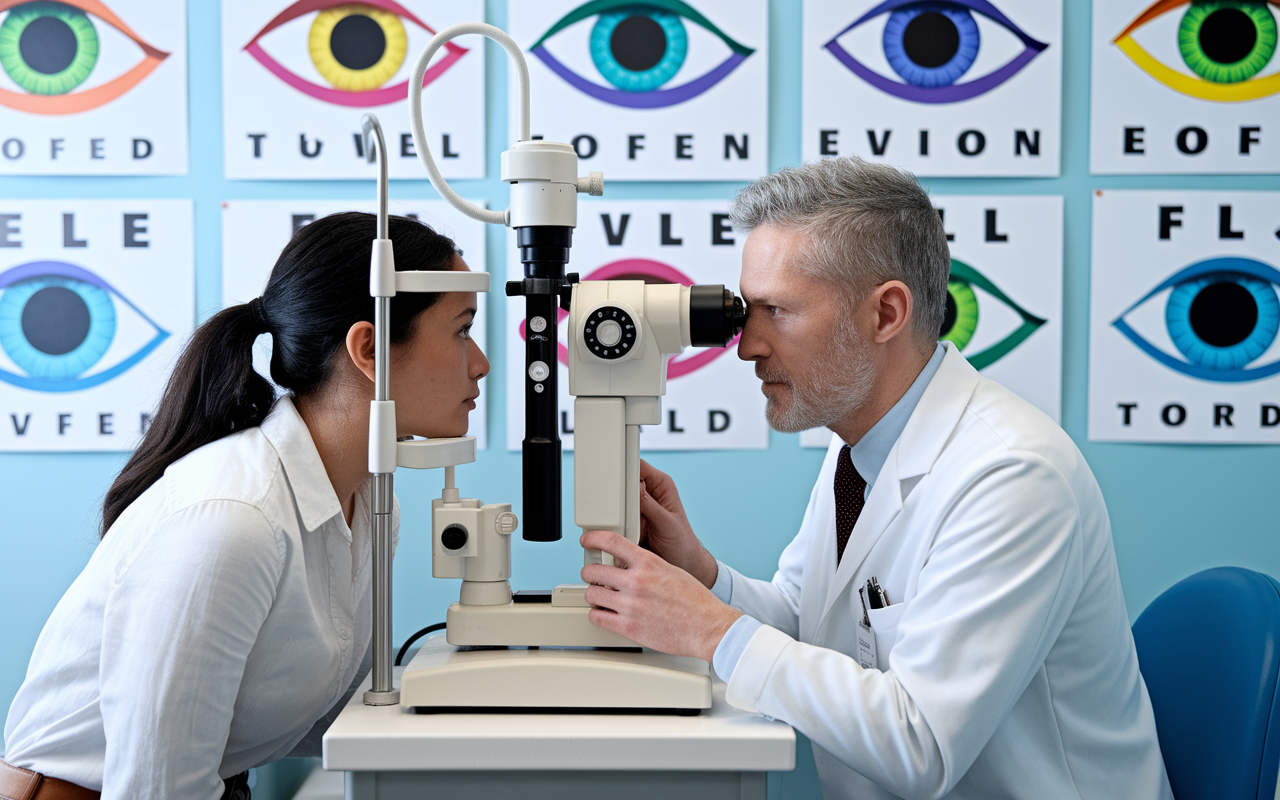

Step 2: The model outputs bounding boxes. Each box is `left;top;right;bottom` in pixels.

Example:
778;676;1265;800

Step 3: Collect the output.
0;760;99;800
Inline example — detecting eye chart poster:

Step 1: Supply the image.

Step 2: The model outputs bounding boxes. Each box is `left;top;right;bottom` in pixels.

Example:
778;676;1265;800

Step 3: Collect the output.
507;0;768;181
1090;191;1280;443
222;0;485;180
0;1;188;175
802;194;1063;447
222;199;489;449
1091;0;1280;174
0;200;194;451
506;201;767;451
802;0;1062;177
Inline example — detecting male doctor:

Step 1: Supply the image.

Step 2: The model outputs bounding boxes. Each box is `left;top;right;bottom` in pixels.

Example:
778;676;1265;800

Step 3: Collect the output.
580;157;1173;800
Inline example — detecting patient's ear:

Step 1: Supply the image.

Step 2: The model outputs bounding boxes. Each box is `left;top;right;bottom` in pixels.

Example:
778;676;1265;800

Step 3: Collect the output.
345;321;376;383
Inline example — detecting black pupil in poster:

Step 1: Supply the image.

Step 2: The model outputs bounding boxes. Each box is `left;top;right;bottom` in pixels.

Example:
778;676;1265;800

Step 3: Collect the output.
331;14;386;71
612;14;668;72
20;15;78;75
941;292;957;336
22;287;91;356
1199;9;1257;64
1189;281;1258;347
902;12;960;69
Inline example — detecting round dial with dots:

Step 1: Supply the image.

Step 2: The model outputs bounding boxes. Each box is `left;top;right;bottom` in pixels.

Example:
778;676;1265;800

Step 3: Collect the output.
583;306;637;360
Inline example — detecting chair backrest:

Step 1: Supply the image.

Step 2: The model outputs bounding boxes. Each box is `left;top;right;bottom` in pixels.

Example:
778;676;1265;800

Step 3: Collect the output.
1133;567;1280;800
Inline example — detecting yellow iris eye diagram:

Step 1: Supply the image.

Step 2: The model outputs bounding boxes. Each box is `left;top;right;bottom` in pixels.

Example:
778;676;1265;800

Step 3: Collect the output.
1115;0;1280;102
308;4;406;92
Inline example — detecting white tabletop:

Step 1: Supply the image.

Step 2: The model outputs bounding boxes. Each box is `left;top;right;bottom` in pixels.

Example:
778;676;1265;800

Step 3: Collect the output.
323;665;795;773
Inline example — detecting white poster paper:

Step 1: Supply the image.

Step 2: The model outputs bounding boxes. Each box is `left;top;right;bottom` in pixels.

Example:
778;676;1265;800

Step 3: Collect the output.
222;0;485;180
507;0;768;181
506;200;766;451
802;194;1063;448
1089;191;1280;443
1090;0;1280;174
0;200;193;451
0;1;188;175
802;0;1062;177
222;199;489;449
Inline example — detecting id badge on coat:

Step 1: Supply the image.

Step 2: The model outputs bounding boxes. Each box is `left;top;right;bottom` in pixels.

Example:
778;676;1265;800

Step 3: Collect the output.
856;620;878;670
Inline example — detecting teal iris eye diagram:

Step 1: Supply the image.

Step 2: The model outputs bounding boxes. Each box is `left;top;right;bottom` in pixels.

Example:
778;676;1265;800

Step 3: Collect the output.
824;0;1049;103
0;260;169;392
529;0;755;108
1112;257;1280;383
938;258;1046;369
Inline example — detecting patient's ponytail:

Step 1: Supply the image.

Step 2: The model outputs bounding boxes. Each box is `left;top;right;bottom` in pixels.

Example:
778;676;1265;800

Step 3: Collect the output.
100;213;458;535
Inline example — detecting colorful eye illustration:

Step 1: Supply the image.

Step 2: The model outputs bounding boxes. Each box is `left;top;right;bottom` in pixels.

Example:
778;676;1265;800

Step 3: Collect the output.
1114;0;1279;102
528;0;755;109
824;0;1048;103
0;260;168;392
939;259;1045;369
1113;256;1280;382
0;0;169;114
518;260;738;377
245;0;466;107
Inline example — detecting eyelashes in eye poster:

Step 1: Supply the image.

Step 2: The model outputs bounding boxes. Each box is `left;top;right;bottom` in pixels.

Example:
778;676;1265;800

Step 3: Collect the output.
1091;0;1280;175
1090;191;1280;443
802;0;1062;177
221;0;485;180
0;200;193;451
0;1;188;175
506;0;768;181
801;194;1063;448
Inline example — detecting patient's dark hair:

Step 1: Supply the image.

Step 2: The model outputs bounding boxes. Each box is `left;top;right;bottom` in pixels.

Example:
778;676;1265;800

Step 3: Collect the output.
101;213;457;535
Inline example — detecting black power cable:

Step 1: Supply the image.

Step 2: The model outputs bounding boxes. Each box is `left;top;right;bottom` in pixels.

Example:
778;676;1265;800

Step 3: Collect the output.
395;622;447;666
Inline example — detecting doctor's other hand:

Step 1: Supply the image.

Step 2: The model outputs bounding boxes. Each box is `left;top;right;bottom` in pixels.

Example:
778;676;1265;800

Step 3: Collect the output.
580;530;742;663
638;460;719;588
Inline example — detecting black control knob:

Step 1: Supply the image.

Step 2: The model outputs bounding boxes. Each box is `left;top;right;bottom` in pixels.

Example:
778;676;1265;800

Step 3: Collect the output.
582;306;638;360
441;524;469;551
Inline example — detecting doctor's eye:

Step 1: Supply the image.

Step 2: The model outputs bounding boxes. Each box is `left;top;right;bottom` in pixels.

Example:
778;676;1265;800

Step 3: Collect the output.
824;0;1048;103
1113;256;1280;382
1114;0;1279;102
0;260;169;392
938;259;1045;369
0;0;170;114
528;0;755;109
244;0;467;107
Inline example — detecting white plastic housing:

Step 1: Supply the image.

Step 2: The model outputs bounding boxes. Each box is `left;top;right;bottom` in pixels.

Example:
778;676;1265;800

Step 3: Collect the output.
501;140;580;228
370;239;396;297
567;281;693;399
368;401;397;474
432;498;515;589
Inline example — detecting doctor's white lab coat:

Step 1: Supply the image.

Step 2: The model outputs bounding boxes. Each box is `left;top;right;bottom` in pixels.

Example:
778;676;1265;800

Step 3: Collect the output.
717;344;1173;800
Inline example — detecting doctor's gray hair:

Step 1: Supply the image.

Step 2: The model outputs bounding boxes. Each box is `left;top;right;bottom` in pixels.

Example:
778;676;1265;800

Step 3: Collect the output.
729;157;950;351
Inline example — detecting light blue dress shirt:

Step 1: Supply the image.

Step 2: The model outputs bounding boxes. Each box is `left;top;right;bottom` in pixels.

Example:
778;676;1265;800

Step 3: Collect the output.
710;344;945;681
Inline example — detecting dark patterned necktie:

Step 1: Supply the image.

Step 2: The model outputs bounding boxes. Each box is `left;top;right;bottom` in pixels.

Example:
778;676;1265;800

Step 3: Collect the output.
834;444;867;565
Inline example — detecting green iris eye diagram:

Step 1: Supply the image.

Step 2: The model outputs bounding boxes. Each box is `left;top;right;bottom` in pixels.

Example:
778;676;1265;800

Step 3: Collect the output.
1178;0;1277;83
0;1;100;96
938;259;1046;370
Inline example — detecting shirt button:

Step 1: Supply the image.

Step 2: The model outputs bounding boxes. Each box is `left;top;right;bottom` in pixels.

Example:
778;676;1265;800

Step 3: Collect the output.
340;629;350;641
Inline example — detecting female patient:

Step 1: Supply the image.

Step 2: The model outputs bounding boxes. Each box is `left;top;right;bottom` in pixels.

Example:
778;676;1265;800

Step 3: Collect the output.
2;213;488;800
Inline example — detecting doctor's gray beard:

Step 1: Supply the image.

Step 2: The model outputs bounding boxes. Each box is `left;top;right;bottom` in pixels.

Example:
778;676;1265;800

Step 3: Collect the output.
757;326;875;433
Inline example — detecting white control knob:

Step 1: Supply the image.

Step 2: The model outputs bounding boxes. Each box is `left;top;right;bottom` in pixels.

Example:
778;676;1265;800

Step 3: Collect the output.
596;319;623;347
496;512;518;535
528;361;550;382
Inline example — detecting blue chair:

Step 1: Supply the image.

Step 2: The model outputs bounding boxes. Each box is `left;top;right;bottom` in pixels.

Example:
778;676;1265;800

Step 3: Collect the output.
1133;567;1280;800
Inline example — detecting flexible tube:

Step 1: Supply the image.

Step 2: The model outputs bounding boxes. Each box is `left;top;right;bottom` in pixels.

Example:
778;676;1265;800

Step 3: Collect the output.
409;23;530;226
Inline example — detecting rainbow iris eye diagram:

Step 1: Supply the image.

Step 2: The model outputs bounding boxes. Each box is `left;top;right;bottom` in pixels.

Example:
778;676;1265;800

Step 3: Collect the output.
529;0;755;109
518;259;738;377
1115;0;1280;102
825;0;1048;103
0;0;169;114
245;0;466;107
1113;257;1280;382
939;259;1046;368
0;260;168;392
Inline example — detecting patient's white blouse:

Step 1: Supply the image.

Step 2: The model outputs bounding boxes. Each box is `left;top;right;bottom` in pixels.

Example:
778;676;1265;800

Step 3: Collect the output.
3;396;396;800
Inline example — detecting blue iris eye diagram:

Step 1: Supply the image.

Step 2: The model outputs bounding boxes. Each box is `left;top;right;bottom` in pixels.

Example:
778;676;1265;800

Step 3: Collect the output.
0;261;169;392
1113;257;1280;383
529;0;755;109
825;0;1048;103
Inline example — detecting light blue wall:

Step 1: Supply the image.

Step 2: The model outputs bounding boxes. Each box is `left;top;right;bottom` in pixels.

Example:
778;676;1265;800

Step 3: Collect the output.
2;1;1277;798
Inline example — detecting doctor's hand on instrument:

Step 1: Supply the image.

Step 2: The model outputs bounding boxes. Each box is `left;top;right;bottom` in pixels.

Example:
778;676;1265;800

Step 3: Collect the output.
581;530;742;663
636;460;720;589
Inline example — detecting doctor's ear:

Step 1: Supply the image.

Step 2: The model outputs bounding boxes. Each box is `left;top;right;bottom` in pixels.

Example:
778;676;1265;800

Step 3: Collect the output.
345;321;377;384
